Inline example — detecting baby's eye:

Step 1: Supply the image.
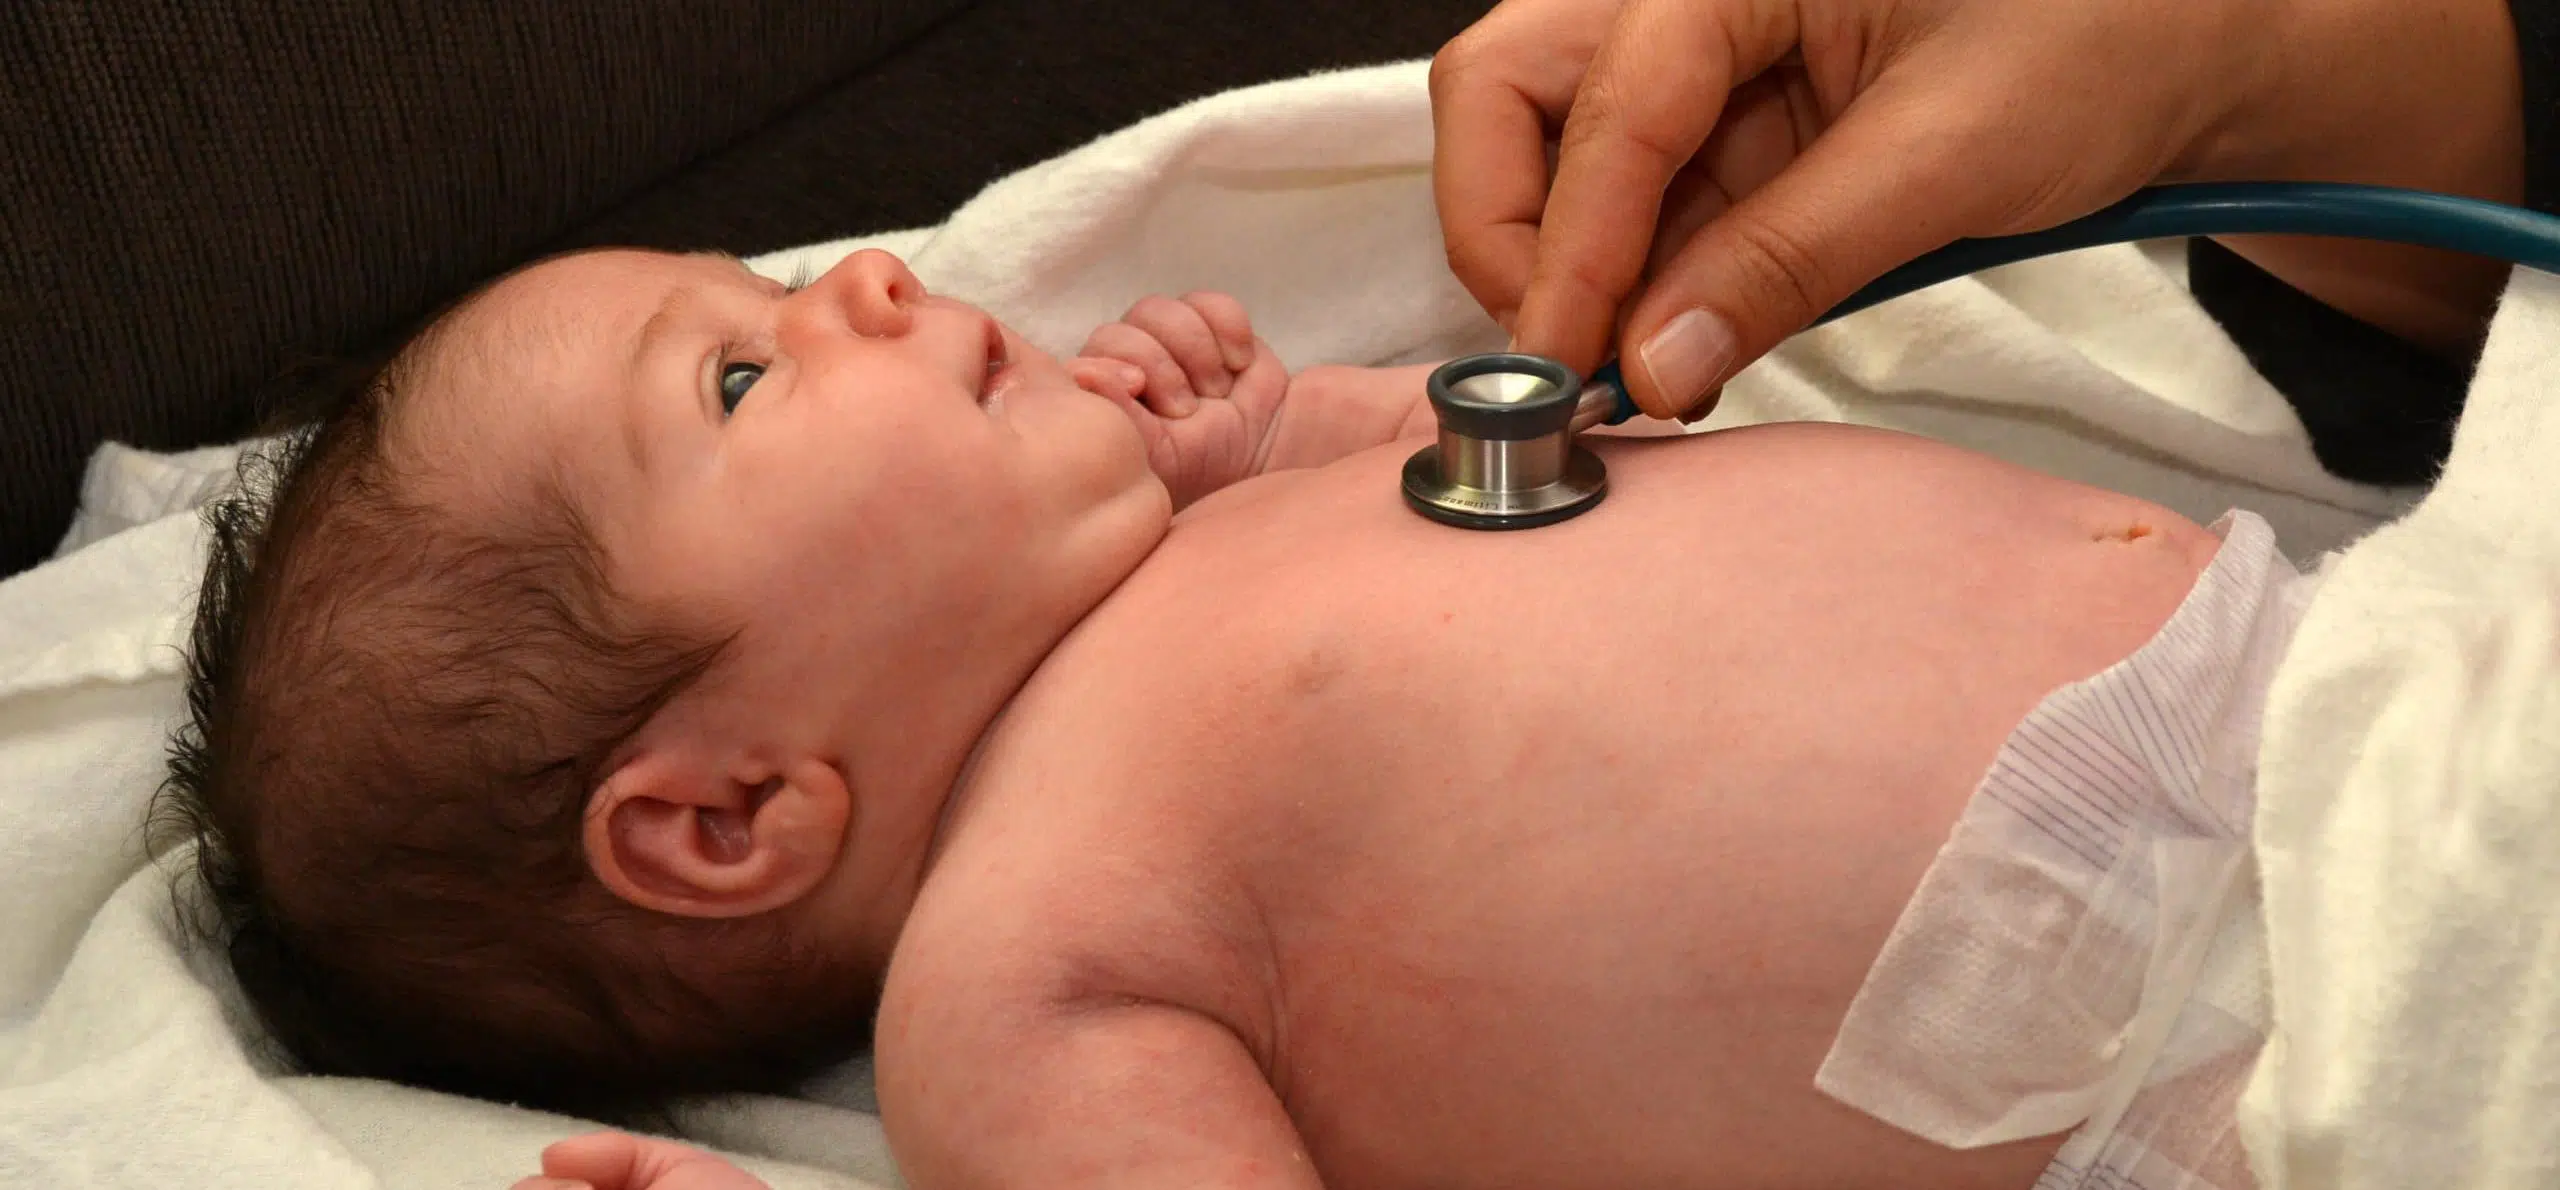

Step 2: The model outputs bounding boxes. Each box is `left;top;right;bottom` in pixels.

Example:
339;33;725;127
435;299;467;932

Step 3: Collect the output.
718;362;765;415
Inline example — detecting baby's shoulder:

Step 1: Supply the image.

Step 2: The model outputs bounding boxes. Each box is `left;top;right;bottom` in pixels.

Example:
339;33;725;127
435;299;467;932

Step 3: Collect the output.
905;535;1389;958
890;709;1282;1047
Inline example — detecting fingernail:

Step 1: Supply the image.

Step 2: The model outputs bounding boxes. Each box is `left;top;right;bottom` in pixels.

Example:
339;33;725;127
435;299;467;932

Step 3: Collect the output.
1638;309;1734;415
1118;362;1147;391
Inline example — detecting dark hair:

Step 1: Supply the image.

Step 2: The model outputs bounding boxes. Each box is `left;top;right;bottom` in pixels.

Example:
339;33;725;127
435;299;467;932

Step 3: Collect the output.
154;330;878;1124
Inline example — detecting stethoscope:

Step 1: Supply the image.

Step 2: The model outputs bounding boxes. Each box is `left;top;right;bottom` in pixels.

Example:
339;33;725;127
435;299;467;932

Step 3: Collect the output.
1403;182;2560;530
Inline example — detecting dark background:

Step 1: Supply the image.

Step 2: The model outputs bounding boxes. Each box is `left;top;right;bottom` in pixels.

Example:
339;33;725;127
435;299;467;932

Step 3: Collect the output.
0;0;1495;576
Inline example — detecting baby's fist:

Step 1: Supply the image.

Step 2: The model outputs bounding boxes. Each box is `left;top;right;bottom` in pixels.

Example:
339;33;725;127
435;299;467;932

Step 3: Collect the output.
1072;292;1290;507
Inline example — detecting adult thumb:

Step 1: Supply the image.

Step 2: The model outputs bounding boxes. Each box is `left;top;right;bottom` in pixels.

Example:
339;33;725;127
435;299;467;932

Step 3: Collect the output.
1616;92;2001;420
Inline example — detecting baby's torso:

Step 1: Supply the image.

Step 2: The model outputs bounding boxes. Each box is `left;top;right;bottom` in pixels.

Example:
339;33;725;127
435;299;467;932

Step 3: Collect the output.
895;423;2223;1190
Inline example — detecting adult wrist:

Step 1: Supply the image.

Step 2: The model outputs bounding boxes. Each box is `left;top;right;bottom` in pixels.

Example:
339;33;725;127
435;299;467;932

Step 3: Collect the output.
2198;0;2522;202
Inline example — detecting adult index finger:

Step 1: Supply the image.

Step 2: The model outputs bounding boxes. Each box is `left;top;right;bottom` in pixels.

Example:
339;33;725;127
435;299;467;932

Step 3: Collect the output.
1512;0;1802;374
1429;2;1609;334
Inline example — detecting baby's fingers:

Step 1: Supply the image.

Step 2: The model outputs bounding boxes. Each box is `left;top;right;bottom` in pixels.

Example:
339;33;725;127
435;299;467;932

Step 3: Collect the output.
540;1132;676;1190
543;1133;767;1190
1177;291;1257;373
1069;356;1148;402
1083;322;1198;417
1071;358;1172;438
1123;295;1236;400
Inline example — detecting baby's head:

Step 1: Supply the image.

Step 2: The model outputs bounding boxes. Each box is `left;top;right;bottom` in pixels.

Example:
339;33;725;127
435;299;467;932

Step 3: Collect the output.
160;248;1171;1118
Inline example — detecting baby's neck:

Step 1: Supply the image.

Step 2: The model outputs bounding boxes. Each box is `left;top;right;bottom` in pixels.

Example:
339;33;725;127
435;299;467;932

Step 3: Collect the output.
919;702;1011;877
913;457;1340;887
913;507;1196;878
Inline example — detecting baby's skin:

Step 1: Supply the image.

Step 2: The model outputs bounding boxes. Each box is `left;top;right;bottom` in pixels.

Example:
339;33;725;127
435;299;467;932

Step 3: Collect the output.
484;249;2221;1190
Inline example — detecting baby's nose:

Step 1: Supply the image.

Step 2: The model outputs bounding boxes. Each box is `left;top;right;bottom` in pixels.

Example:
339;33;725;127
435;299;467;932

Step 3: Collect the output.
790;248;925;339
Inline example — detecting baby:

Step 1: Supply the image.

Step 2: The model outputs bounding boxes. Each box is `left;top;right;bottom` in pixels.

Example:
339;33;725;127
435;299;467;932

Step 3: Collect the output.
166;246;2302;1190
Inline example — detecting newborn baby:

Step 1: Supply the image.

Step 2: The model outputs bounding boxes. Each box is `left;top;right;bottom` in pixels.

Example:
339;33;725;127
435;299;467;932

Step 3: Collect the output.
167;247;2295;1190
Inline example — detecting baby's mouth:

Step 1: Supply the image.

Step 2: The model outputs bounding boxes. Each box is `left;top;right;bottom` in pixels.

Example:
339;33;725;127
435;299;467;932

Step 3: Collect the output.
978;317;1013;412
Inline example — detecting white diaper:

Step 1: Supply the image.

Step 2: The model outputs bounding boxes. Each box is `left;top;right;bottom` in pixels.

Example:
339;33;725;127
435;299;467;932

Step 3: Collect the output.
1815;510;2316;1190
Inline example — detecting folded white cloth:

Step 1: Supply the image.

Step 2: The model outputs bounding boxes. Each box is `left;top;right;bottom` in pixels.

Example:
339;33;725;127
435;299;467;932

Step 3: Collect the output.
2239;267;2560;1188
0;57;2418;1190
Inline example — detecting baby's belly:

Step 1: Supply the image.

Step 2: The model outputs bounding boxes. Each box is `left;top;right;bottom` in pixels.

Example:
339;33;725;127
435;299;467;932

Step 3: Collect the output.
1180;423;2222;1189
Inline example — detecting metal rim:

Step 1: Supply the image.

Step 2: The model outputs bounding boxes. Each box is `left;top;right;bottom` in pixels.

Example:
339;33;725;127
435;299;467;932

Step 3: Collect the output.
1400;444;1608;530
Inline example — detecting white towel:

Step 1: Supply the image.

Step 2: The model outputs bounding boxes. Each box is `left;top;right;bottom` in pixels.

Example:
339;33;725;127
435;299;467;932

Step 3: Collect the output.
0;59;2418;1189
2238;267;2560;1188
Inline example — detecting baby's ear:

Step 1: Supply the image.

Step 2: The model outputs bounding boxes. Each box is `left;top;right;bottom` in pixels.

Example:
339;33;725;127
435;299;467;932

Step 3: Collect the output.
584;751;851;918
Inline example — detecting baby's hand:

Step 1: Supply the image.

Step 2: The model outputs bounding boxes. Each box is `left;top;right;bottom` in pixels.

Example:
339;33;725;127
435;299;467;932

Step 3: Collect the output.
1071;292;1291;508
513;1131;769;1190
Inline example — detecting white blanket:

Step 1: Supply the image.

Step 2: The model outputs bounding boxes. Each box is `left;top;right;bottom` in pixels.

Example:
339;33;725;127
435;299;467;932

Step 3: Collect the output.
2239;267;2560;1187
0;58;2435;1189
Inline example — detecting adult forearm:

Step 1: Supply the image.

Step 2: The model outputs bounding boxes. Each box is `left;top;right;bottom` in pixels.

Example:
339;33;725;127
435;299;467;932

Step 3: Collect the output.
2197;0;2526;353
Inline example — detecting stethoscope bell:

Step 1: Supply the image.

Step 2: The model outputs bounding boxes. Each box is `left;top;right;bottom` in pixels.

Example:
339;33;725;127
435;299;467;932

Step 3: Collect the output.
1401;353;1609;530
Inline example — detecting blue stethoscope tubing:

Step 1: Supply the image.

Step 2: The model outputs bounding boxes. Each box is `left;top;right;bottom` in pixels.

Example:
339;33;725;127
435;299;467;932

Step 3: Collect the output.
1588;181;2560;424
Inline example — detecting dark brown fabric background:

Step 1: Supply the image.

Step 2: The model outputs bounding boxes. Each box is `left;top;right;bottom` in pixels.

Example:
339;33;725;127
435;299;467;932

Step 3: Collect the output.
0;0;1491;577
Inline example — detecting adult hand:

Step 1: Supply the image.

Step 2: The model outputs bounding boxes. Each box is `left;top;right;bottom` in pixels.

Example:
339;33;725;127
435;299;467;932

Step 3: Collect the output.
1432;0;2523;420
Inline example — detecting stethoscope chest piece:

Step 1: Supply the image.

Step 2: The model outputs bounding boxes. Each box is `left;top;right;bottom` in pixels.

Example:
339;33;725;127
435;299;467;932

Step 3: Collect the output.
1401;353;1608;530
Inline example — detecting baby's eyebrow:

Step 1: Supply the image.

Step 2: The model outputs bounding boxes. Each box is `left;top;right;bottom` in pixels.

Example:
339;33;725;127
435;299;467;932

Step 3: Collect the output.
629;251;755;369
683;248;813;295
682;248;763;282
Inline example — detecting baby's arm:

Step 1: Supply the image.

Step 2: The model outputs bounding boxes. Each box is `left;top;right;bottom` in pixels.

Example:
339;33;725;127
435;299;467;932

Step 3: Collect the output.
880;988;1320;1190
878;876;1319;1190
1257;363;1440;472
514;1011;1313;1190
